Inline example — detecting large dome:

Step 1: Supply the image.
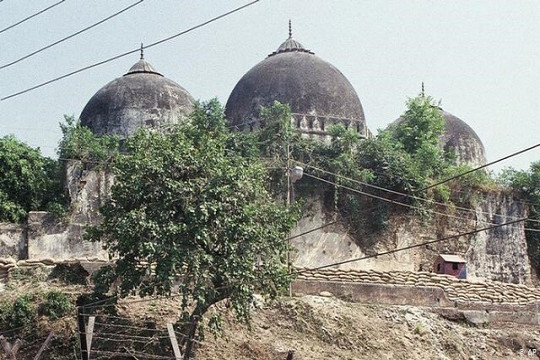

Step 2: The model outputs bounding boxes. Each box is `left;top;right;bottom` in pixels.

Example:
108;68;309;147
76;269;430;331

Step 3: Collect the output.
393;108;487;167
80;52;194;138
225;24;367;139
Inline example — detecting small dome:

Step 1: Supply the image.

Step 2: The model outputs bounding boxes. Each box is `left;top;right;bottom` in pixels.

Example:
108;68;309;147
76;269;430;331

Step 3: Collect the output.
392;108;487;167
269;34;313;56
225;23;367;139
80;53;194;138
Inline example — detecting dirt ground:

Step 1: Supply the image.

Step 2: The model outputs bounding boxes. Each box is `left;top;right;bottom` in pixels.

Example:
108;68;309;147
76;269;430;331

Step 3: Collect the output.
196;295;540;360
1;272;539;359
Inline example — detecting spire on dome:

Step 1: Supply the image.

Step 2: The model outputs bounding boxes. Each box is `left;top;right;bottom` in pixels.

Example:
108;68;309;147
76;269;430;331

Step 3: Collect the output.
288;19;292;38
268;20;314;57
124;50;163;77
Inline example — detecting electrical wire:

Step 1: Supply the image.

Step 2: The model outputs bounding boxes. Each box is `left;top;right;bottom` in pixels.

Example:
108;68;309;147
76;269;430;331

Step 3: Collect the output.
0;0;144;70
0;0;66;35
303;170;540;233
1;0;261;101
420;142;540;191
288;221;338;240
91;349;175;359
298;161;540;228
292;217;526;274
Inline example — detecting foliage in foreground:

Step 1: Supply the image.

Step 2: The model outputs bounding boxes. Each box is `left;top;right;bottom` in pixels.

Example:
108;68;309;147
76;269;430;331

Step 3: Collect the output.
0;135;65;223
58;115;119;167
0;290;74;330
88;99;298;357
286;95;474;234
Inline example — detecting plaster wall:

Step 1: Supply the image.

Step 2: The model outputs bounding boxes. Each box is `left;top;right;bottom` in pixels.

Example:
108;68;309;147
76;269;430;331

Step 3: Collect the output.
0;223;26;260
291;190;531;284
26;161;112;261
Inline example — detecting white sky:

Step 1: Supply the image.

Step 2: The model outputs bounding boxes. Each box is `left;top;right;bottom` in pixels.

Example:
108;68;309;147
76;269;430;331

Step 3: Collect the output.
1;0;539;172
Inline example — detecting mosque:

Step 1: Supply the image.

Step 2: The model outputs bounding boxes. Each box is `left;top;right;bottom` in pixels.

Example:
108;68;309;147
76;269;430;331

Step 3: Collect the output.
80;22;487;168
0;23;531;286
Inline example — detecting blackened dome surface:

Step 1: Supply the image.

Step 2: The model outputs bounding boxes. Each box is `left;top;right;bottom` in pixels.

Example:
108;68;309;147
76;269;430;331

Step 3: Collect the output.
439;110;487;167
80;59;194;138
392;110;487;167
225;38;366;136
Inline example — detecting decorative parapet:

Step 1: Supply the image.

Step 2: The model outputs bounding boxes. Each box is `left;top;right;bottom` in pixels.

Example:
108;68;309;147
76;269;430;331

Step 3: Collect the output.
237;113;370;140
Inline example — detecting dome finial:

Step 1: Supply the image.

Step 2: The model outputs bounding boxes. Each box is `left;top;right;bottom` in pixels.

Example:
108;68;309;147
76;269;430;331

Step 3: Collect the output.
421;81;425;97
140;43;144;60
288;19;292;38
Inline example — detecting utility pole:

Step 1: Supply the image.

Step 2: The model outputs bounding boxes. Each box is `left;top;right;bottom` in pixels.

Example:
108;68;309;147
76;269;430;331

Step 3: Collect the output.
285;140;303;297
286;142;292;297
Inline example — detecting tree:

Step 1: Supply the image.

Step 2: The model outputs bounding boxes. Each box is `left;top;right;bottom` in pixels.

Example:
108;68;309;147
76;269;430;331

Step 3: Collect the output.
389;95;448;179
58;115;119;167
88;100;298;358
0;135;64;223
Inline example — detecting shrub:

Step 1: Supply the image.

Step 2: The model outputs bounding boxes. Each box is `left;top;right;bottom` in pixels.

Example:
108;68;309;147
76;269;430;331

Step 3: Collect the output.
39;290;74;320
0;295;36;330
0;135;65;223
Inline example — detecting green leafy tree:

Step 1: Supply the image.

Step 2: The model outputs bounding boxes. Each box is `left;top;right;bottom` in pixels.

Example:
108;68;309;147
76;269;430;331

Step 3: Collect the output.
257;101;294;161
389;95;447;178
0;135;64;222
58;115;119;167
88;100;297;358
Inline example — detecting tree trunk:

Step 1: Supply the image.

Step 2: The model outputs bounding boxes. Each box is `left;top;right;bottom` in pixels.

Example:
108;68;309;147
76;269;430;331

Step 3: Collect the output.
181;290;229;359
182;313;201;360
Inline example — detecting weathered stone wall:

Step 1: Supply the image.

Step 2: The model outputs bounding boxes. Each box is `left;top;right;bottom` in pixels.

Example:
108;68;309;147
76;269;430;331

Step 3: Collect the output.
291;190;531;284
291;196;416;273
26;161;112;262
66;160;112;225
27;212;108;261
0;223;26;260
465;193;530;283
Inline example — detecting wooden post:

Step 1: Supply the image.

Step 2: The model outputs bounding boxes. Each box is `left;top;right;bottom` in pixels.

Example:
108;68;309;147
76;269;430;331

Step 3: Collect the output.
33;332;54;360
77;307;88;360
0;336;22;360
86;316;95;359
167;323;182;359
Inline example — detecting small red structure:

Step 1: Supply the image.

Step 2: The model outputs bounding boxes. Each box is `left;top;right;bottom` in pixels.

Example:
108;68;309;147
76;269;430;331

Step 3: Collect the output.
433;254;467;279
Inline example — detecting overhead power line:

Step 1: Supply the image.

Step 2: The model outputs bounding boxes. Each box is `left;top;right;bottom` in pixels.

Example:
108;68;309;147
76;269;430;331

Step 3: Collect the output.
288;221;338;240
0;0;144;70
1;0;261;101
0;0;66;35
421;142;540;191
293;217;526;274
302;170;540;232
302;151;539;210
297;161;540;227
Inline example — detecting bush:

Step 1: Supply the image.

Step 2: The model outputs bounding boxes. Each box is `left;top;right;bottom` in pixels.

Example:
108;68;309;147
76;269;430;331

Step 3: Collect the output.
58;115;120;167
0;295;36;330
39;291;74;320
0;135;65;223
